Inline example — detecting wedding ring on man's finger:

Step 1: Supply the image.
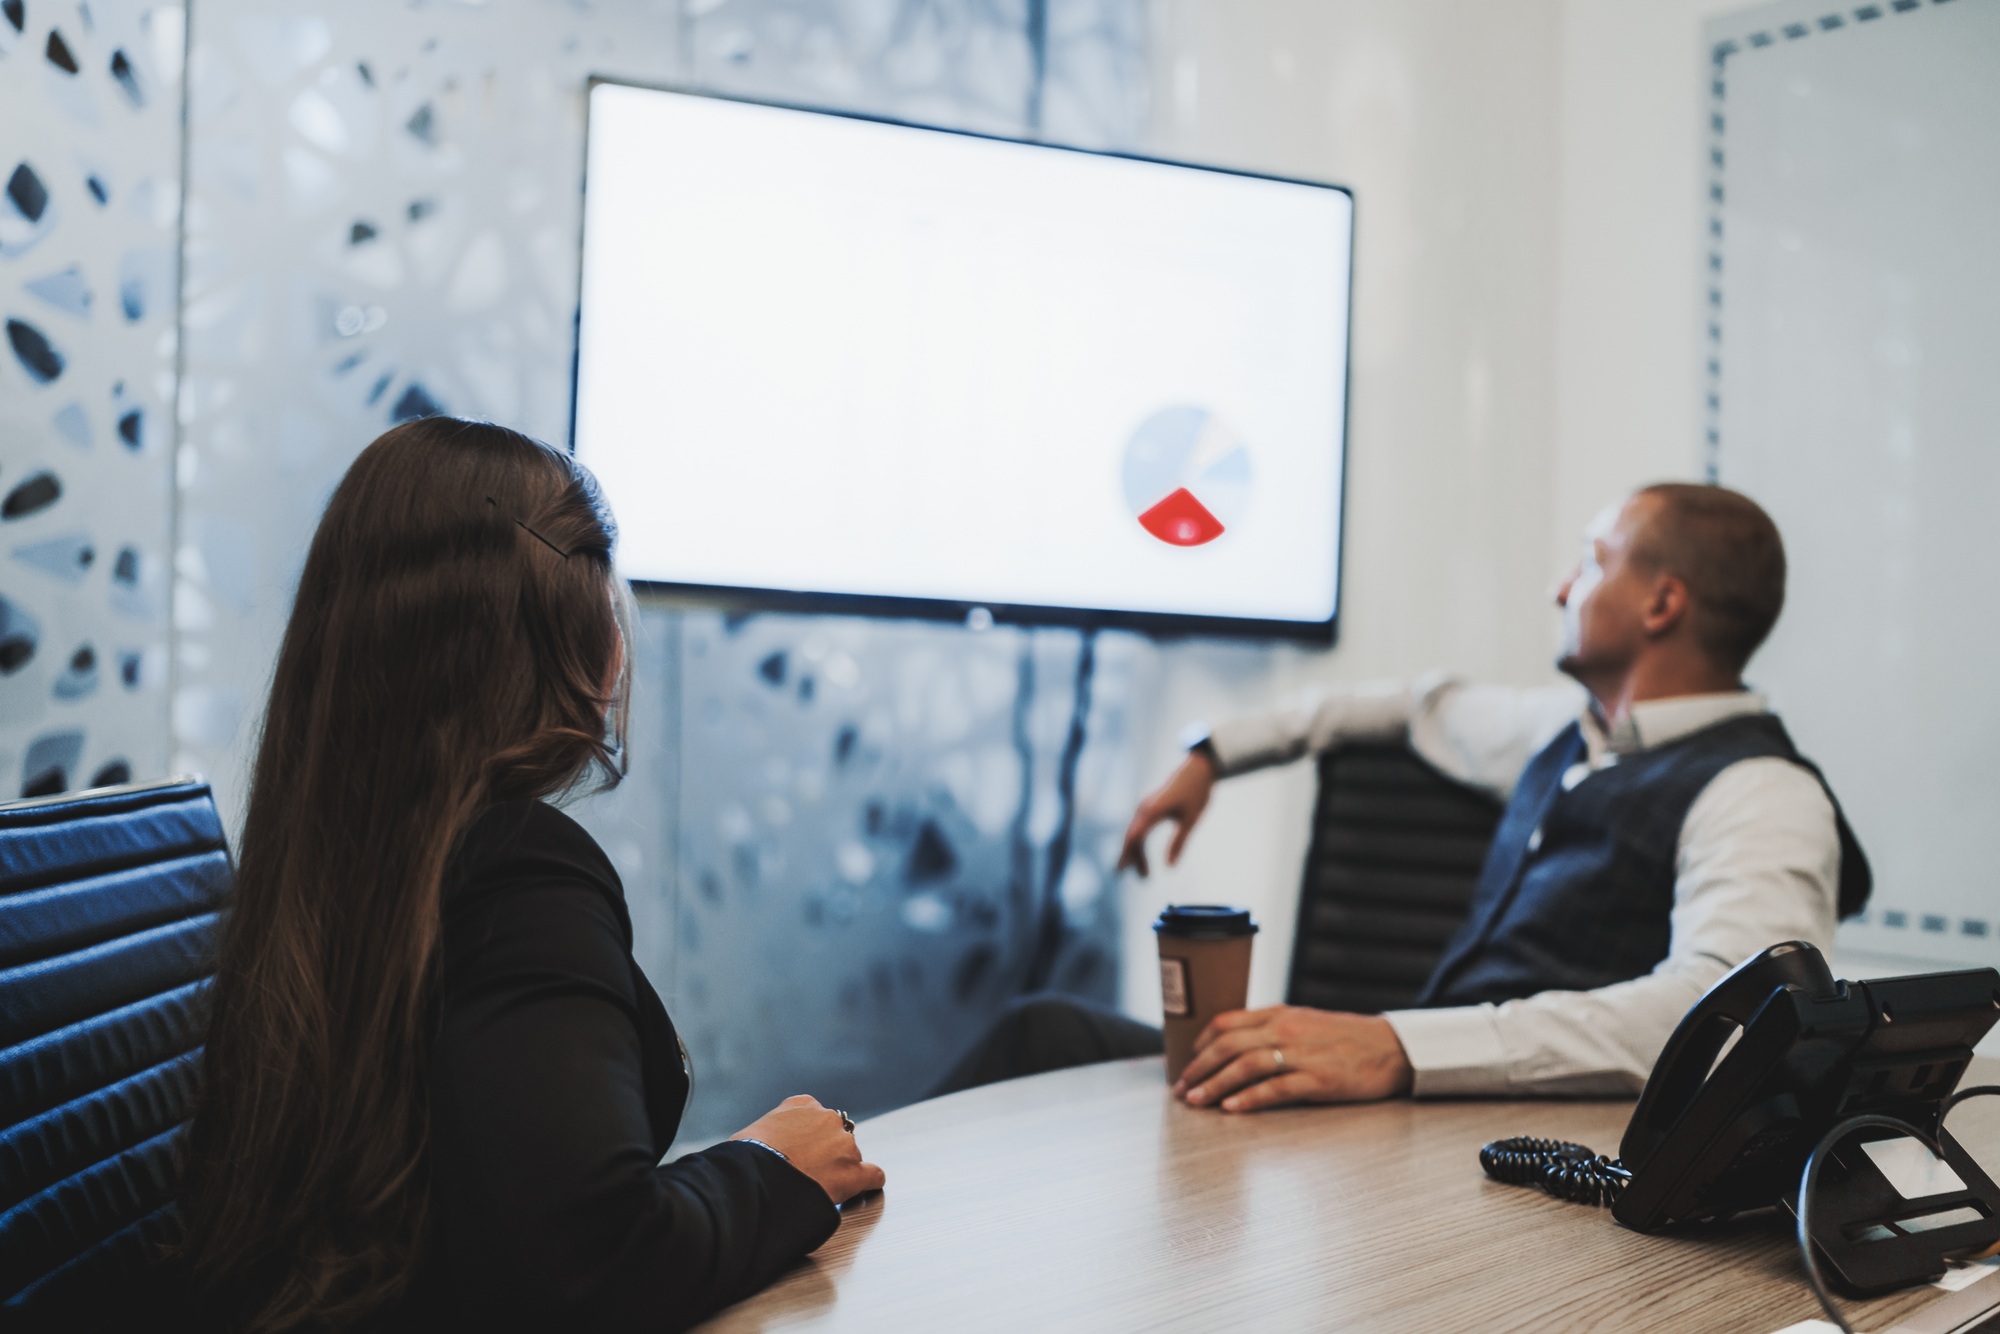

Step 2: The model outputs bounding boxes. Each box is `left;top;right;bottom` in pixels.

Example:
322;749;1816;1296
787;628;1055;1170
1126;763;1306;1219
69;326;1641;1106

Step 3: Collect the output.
837;1110;855;1132
1270;1048;1286;1071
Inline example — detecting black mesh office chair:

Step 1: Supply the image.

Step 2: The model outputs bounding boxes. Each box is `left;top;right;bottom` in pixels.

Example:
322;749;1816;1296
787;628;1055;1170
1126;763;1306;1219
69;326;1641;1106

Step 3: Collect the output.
0;778;230;1321
1285;744;1503;1014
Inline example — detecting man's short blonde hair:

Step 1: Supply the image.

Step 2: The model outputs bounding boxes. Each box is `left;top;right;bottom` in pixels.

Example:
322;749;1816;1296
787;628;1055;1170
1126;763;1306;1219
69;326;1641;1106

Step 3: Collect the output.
1632;483;1787;673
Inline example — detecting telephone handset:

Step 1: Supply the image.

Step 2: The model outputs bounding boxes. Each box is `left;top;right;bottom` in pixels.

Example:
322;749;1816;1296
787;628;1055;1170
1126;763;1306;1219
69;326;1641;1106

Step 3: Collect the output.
1483;941;2000;1296
1619;940;1839;1175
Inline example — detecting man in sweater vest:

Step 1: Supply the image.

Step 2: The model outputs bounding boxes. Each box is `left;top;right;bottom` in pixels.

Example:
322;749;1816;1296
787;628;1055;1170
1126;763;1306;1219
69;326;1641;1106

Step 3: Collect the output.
938;483;1870;1107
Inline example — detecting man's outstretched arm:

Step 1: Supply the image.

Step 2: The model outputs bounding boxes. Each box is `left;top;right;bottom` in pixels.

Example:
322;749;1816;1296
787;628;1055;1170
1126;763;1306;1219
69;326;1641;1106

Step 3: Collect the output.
1120;675;1581;877
1207;674;1583;800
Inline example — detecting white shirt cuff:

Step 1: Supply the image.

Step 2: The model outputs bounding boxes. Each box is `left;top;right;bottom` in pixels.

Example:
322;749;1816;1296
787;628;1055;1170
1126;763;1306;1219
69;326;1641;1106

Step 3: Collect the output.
1383;1005;1510;1098
1203;715;1300;777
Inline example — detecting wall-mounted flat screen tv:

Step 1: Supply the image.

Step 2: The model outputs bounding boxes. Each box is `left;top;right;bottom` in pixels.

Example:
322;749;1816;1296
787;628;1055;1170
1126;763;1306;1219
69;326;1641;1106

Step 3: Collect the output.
573;81;1354;641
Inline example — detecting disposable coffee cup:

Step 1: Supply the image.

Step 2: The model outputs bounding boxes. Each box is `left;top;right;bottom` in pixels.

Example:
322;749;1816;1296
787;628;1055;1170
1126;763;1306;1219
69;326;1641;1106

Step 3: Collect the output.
1155;904;1258;1084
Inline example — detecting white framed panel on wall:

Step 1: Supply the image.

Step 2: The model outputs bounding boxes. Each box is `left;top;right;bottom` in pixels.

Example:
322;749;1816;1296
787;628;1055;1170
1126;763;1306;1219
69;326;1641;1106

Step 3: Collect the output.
1703;0;2000;965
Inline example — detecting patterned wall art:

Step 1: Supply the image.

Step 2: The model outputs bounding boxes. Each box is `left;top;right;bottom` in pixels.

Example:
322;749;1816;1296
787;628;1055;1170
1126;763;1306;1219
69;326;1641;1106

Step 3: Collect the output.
663;613;1155;1133
166;0;1154;1136
0;0;182;799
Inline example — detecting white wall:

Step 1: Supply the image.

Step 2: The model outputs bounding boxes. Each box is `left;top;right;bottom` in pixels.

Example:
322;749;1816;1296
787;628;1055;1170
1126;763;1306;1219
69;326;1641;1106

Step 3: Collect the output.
1123;0;1570;1017
1119;0;1750;1018
1552;0;1742;562
1517;0;1957;993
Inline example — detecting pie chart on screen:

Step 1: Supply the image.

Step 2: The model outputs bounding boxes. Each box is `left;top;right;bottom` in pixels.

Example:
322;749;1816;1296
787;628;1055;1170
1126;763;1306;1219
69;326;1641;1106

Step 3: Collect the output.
1121;406;1252;548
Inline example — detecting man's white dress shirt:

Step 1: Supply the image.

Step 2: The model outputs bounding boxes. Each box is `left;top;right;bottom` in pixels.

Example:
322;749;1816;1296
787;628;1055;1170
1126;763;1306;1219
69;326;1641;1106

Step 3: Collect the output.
1205;675;1841;1096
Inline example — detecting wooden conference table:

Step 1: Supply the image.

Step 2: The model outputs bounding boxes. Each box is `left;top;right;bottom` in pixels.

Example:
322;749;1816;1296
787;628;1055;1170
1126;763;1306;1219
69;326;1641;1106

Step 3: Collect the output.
700;1056;2000;1333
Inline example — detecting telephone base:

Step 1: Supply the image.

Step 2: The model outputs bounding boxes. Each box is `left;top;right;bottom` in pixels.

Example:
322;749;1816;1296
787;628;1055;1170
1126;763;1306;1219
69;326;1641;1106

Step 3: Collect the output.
1782;1121;2000;1295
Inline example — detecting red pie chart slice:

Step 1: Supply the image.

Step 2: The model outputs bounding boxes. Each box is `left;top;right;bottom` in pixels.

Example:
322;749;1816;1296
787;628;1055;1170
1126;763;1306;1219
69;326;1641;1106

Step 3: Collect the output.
1137;487;1226;547
1123;407;1252;549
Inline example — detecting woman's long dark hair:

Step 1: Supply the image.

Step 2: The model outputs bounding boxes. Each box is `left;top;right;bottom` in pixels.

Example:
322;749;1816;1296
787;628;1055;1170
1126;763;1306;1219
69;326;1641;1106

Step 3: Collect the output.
177;418;630;1330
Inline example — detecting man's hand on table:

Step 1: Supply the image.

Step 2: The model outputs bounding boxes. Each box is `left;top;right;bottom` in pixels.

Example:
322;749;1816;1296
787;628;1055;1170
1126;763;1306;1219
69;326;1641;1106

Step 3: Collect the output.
1172;1006;1414;1111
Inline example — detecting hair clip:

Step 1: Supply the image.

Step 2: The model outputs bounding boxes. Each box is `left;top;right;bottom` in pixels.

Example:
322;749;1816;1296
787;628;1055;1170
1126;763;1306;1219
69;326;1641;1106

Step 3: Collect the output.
487;496;574;559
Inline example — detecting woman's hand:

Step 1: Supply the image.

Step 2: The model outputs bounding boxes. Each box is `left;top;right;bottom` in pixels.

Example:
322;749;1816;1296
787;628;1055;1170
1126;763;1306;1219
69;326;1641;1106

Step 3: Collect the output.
731;1095;886;1204
1117;749;1218;878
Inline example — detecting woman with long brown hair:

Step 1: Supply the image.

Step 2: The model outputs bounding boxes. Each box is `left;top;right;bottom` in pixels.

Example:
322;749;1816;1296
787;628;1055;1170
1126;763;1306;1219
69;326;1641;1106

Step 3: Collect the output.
175;418;882;1331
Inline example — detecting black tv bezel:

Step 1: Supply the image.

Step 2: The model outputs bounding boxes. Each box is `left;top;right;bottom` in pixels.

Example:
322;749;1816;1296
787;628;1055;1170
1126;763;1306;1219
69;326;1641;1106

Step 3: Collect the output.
570;77;1355;646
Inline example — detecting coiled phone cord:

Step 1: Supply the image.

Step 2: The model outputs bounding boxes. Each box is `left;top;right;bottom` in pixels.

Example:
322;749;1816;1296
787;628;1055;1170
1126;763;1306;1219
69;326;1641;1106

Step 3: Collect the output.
1479;1136;1633;1208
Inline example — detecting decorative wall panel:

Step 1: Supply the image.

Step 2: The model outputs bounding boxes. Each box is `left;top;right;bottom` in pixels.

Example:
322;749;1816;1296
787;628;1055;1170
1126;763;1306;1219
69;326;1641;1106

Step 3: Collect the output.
174;0;689;805
0;0;181;798
177;0;1150;1138
664;613;1148;1136
686;0;1038;132
1039;0;1147;147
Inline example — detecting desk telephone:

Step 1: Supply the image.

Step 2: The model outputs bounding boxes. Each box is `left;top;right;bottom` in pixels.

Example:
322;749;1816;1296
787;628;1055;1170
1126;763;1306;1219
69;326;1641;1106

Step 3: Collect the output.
1482;941;2000;1308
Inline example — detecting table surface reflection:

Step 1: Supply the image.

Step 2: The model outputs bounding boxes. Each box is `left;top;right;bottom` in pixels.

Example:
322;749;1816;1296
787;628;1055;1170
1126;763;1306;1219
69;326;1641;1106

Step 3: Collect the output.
697;1055;2000;1333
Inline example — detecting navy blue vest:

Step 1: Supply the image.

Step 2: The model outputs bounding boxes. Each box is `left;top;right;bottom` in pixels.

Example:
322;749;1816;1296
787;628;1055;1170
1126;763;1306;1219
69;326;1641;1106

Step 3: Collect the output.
1414;712;1871;1009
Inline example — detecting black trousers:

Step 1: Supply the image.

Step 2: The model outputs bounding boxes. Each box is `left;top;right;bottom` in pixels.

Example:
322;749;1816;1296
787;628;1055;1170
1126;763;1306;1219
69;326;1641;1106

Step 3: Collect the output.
933;994;1164;1097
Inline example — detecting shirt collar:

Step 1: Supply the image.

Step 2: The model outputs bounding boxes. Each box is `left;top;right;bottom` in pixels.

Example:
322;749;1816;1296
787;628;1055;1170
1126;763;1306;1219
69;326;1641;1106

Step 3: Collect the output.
1578;690;1768;763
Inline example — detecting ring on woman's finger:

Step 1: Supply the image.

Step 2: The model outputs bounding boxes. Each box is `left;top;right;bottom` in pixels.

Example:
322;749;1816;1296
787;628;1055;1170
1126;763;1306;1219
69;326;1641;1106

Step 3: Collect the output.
836;1109;855;1132
1270;1048;1285;1070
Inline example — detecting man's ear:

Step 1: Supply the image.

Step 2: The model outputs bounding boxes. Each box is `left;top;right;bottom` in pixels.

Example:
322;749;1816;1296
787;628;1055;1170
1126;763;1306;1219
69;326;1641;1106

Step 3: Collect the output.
1641;573;1692;639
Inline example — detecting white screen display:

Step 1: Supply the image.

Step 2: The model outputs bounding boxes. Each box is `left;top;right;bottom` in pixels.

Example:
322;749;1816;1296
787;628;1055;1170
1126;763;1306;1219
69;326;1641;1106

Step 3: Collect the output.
574;83;1353;632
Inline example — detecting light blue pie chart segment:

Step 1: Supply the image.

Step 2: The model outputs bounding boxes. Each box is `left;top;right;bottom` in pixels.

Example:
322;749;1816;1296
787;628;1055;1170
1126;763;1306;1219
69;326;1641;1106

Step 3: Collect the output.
1121;406;1207;513
1120;405;1252;529
1189;445;1251;528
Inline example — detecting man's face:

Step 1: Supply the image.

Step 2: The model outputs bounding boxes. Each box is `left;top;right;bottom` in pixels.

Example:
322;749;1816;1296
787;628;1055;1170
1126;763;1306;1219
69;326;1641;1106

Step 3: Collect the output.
1554;494;1660;682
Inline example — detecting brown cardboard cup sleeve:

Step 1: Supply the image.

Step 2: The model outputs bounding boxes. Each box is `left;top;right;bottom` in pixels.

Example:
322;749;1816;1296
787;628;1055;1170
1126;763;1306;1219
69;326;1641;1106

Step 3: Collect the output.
1154;904;1257;1083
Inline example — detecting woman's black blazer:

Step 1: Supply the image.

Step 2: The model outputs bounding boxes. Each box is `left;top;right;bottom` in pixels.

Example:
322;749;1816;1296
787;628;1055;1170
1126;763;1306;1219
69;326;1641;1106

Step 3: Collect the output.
400;799;838;1330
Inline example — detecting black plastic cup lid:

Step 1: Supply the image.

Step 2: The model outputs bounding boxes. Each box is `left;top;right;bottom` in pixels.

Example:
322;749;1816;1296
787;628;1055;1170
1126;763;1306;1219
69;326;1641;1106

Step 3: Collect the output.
1154;904;1258;938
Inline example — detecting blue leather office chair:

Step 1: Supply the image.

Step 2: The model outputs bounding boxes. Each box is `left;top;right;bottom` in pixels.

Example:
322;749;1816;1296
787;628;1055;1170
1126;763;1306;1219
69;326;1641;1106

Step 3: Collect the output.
1286;745;1502;1014
0;777;230;1320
